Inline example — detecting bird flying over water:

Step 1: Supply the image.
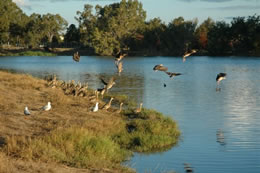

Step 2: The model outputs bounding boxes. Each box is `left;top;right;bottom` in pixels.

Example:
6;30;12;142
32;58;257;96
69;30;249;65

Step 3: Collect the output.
183;49;197;62
216;73;227;85
114;51;127;62
165;72;182;79
24;106;31;115
73;51;80;62
100;76;116;92
153;64;168;72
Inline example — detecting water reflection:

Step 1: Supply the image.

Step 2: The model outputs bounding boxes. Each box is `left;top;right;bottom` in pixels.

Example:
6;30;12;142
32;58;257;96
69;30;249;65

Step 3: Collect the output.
0;56;260;173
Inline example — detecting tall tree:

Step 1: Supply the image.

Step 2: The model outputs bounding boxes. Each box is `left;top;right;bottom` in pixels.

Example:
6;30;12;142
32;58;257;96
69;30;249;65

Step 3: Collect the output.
207;21;231;55
165;17;198;56
195;17;215;50
76;0;146;55
41;13;68;45
0;0;25;44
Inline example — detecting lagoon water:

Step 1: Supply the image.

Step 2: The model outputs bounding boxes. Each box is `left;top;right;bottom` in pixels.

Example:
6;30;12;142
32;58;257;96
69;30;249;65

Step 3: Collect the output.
0;56;260;173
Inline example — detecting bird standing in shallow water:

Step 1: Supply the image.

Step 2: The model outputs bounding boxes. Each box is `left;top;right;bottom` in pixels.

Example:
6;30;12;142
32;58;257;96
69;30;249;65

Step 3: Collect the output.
24;106;31;115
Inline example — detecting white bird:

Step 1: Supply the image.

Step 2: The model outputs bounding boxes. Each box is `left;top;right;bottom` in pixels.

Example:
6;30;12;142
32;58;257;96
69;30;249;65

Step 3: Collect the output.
42;102;51;111
24;106;31;115
92;102;99;112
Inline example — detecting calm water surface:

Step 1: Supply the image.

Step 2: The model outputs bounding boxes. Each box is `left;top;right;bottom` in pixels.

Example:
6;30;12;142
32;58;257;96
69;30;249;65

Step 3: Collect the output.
0;56;260;173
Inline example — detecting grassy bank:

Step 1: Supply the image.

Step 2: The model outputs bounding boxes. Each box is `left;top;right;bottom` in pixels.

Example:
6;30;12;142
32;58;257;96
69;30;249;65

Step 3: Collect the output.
0;70;180;173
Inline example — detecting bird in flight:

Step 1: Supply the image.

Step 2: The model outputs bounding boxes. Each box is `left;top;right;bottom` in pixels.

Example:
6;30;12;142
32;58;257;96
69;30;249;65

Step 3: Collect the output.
216;73;227;85
165;72;182;79
153;64;168;72
100;76;116;92
183;49;197;62
73;51;80;62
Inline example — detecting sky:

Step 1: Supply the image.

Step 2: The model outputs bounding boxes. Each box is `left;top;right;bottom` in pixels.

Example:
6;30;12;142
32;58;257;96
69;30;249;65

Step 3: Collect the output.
12;0;260;25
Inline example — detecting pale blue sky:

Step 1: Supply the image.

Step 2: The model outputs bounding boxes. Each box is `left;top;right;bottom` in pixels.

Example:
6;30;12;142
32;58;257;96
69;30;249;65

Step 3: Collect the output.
13;0;260;25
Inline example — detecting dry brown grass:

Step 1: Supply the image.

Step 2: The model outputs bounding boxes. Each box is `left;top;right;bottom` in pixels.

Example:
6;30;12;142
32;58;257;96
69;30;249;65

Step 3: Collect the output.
0;71;133;173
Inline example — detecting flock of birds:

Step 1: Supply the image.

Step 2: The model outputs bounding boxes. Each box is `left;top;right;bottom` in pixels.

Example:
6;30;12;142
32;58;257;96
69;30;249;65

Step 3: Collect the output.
21;48;228;173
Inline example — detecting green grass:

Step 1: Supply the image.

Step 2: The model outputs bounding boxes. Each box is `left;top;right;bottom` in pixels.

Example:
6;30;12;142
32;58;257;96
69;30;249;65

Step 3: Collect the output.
17;127;131;169
3;51;56;56
113;108;181;152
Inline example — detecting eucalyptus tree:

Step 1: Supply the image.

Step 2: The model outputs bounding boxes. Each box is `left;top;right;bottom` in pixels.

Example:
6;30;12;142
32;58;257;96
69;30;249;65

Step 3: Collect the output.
76;0;146;56
41;13;68;45
0;0;25;44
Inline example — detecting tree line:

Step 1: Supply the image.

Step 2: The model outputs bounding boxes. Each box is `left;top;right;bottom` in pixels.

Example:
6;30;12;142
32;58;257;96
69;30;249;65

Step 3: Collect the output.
1;0;260;56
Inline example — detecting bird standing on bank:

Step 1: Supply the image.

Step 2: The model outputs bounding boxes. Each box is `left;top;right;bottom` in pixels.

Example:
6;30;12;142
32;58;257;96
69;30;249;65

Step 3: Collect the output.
135;103;143;113
24;106;31;115
41;102;51;111
116;102;124;114
102;97;114;110
92;102;99;112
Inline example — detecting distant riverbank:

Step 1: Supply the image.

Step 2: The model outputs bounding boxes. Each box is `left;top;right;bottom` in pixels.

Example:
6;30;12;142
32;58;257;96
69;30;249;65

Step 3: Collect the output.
1;47;259;57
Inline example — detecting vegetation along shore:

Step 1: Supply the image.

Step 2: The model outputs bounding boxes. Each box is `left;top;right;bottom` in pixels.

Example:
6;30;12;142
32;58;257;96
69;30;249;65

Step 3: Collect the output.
0;70;180;173
1;0;260;57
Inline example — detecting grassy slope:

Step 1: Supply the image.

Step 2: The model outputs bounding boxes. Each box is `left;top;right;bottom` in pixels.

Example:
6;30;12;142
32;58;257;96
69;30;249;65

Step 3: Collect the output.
0;71;180;173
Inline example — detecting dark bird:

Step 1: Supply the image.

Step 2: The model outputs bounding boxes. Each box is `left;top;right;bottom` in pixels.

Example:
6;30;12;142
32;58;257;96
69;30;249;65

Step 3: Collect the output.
163;83;167;87
115;51;127;62
184;163;193;173
73;51;80;62
183;49;197;62
153;64;168;72
100;76;116;92
216;73;227;85
165;72;182;79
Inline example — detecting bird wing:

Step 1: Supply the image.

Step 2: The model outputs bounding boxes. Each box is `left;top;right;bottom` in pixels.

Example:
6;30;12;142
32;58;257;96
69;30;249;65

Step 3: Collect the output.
100;78;108;85
108;76;115;85
153;65;159;71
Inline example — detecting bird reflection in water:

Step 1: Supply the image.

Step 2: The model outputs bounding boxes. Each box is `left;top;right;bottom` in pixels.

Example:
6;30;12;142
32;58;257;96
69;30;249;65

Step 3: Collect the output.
216;129;226;146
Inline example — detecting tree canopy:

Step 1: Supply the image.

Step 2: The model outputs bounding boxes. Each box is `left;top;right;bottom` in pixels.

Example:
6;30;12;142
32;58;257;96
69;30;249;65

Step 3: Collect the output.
1;0;260;56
